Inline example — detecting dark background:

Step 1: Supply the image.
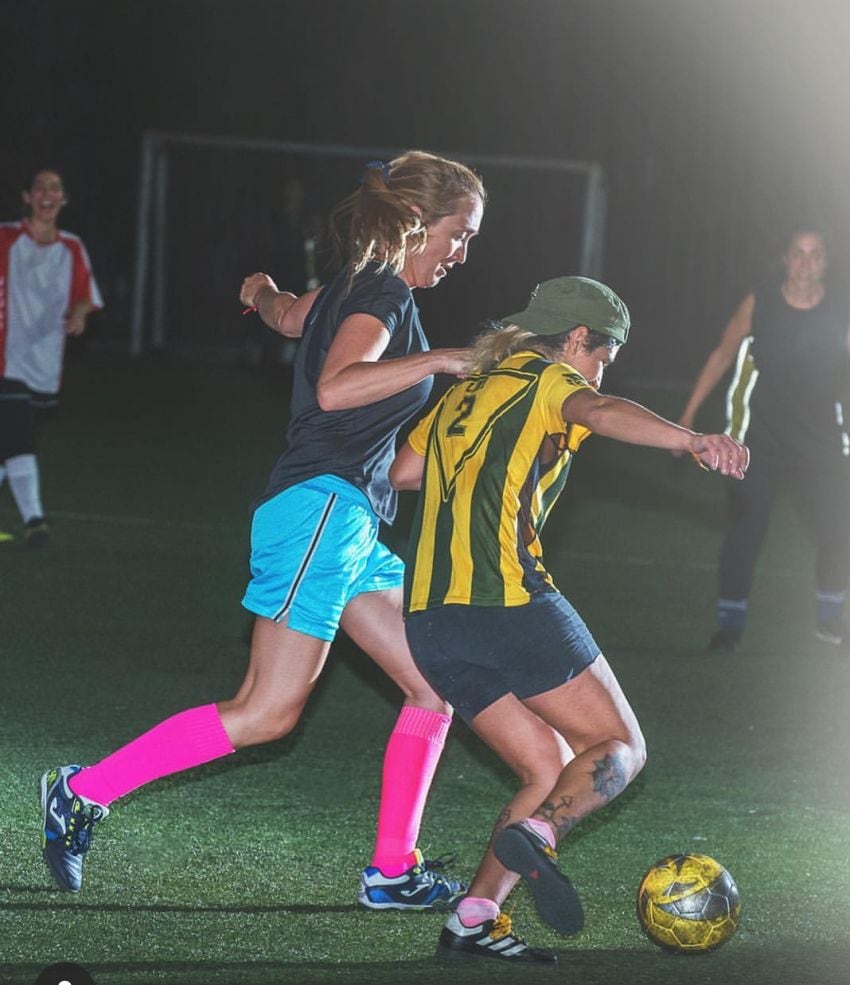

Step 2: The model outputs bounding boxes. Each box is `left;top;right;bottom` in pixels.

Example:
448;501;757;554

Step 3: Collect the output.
4;0;849;384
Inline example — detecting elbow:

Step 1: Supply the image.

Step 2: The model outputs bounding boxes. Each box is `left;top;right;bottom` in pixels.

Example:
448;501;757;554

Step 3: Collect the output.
391;475;420;492
389;457;423;491
316;380;345;412
278;312;302;339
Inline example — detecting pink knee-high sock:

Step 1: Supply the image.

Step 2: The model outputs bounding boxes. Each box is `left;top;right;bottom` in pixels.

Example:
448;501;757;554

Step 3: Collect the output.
371;705;451;876
68;703;235;807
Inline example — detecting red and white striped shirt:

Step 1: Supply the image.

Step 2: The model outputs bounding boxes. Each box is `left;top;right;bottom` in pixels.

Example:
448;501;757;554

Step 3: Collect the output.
0;220;103;394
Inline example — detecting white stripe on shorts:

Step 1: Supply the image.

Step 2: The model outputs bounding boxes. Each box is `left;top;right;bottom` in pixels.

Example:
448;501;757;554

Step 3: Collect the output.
272;492;337;623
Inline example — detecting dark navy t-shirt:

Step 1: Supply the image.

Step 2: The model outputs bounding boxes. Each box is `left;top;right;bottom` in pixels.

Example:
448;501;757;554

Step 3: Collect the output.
261;262;432;523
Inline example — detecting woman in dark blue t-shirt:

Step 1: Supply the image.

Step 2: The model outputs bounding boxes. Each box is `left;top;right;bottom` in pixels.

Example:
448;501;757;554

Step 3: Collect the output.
40;152;486;911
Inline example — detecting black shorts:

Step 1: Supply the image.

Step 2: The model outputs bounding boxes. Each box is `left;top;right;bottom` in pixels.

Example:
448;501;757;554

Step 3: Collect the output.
405;592;600;724
0;380;58;460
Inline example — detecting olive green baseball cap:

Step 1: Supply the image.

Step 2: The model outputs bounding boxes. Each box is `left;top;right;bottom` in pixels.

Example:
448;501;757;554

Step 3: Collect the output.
503;275;630;344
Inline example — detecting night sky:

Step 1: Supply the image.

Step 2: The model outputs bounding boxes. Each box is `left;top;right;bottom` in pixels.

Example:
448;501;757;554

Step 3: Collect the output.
5;0;850;382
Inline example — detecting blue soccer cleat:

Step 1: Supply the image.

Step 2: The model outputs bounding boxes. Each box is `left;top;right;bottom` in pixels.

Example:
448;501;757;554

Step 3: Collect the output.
40;765;108;893
358;850;466;911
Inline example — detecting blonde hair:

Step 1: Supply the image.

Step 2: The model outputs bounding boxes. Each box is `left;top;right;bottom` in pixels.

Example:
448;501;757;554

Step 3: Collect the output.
330;150;486;279
468;324;538;374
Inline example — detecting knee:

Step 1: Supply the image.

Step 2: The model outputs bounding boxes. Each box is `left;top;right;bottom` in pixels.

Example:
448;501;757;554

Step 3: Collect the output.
220;700;303;748
616;730;647;783
628;730;647;779
515;743;570;792
399;683;453;718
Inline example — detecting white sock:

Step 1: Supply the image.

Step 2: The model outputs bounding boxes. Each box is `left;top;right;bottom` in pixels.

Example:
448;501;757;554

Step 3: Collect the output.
5;454;43;522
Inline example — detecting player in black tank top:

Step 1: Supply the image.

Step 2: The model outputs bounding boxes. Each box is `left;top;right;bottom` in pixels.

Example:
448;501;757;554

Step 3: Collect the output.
679;228;850;651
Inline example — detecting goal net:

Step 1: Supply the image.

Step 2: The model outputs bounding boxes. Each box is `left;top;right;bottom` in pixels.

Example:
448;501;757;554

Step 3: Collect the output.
131;132;606;359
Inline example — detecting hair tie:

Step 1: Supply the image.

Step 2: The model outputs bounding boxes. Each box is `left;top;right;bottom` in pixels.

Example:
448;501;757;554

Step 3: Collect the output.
361;160;391;184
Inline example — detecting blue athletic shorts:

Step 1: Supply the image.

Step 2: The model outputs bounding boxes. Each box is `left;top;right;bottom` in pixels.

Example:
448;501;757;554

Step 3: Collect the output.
404;593;600;724
242;474;404;641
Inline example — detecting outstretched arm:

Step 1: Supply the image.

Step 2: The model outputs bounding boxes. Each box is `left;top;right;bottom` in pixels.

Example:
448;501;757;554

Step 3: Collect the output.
563;389;749;478
239;273;321;339
678;293;754;429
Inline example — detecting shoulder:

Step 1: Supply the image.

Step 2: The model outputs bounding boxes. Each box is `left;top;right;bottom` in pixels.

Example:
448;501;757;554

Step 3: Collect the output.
0;221;25;249
540;360;591;401
56;230;89;256
348;263;411;305
341;263;415;333
822;282;850;320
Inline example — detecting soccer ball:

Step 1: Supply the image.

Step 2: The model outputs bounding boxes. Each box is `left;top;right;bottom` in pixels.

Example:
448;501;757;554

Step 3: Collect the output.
636;853;741;953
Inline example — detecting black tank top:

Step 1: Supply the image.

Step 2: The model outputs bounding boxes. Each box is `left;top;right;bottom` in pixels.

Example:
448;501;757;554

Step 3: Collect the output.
746;282;849;465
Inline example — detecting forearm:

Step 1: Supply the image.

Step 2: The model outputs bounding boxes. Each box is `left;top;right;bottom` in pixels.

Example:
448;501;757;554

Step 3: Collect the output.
578;395;697;452
254;286;298;336
317;351;445;411
681;348;733;424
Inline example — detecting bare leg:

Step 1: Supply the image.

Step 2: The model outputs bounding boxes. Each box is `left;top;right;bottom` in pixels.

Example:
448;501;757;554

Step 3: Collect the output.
342;588;461;902
218;616;331;748
466;655;645;907
340;587;450;713
523;655;645;837
462;694;573;906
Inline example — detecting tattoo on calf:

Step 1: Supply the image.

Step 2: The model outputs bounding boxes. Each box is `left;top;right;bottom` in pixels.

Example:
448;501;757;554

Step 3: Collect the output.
592;752;628;802
490;806;513;843
538;796;580;839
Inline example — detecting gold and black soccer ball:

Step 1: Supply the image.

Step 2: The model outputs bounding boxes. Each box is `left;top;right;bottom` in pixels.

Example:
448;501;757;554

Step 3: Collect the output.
636;853;741;953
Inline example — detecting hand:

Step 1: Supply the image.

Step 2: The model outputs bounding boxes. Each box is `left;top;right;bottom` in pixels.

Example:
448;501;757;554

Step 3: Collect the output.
64;310;87;336
687;433;749;478
239;273;278;308
432;347;475;378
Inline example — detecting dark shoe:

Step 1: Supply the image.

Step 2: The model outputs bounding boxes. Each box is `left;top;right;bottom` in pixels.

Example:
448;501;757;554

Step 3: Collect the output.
436;911;558;964
708;627;742;652
492;821;584;934
25;517;49;548
815;619;848;648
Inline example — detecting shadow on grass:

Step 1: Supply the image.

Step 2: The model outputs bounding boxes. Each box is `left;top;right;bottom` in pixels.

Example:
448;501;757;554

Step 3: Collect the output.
0;893;358;915
6;944;850;985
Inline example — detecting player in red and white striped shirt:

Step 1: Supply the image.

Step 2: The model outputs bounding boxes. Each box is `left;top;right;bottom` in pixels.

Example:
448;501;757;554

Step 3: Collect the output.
0;169;103;545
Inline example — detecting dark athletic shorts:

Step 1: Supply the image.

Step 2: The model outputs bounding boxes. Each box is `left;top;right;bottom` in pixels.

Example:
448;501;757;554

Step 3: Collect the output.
0;379;36;460
405;592;600;724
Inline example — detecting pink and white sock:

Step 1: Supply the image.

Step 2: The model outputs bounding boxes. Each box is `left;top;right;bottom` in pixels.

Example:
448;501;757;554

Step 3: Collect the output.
524;816;557;849
456;895;500;928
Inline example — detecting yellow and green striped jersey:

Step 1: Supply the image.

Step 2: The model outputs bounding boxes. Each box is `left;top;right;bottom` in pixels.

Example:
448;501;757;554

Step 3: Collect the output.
405;350;593;612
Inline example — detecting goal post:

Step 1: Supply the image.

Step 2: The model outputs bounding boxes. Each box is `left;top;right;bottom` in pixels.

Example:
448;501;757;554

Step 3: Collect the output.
131;130;607;357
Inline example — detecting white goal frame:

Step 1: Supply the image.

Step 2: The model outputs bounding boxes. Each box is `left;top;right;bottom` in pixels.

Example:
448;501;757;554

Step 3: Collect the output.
131;129;607;356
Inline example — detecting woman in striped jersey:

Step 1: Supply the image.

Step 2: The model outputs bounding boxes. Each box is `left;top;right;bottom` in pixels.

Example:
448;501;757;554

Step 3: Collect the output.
391;276;748;964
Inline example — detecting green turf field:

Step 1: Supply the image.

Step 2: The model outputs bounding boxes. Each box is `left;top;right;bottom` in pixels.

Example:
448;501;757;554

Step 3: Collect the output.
1;355;848;985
